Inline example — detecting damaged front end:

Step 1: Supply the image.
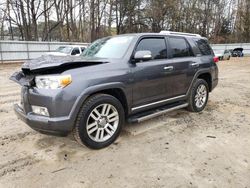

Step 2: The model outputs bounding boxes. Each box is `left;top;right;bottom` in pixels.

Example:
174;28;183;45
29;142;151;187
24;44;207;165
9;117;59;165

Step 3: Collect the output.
9;55;109;136
10;55;108;86
10;71;35;87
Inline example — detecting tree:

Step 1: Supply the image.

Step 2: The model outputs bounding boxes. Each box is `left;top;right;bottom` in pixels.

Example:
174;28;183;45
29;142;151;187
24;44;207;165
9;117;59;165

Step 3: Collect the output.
0;0;249;43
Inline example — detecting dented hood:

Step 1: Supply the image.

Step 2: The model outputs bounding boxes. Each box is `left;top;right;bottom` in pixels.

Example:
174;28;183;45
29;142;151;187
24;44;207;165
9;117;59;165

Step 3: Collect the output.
10;55;108;86
21;55;108;73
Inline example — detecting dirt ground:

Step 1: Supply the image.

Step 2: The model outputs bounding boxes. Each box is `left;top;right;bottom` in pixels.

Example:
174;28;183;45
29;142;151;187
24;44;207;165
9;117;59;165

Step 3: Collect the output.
0;57;250;188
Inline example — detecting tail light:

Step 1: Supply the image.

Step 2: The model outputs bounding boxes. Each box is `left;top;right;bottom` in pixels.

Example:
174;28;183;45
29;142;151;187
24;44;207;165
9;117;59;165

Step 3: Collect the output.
213;56;219;63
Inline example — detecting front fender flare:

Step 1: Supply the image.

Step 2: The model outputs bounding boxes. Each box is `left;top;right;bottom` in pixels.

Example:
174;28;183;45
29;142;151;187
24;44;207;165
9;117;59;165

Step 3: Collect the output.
68;82;128;128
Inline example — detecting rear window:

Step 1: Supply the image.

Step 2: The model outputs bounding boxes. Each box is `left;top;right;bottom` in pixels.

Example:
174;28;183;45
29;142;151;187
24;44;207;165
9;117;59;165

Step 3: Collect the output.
194;39;213;55
168;37;193;58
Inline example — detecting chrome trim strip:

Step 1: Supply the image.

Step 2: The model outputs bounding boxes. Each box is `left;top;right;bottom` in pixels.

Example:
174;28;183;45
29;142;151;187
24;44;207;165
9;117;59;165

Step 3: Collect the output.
137;103;188;122
131;95;186;111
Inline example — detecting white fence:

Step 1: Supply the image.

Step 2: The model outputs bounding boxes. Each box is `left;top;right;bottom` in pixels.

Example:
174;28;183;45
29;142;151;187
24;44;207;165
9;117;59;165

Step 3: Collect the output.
0;40;249;63
211;43;250;56
0;40;89;63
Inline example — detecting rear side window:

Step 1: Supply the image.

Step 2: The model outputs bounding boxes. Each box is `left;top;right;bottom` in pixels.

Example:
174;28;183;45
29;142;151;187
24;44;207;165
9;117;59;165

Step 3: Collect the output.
168;37;193;58
194;39;213;55
72;47;80;55
135;38;167;60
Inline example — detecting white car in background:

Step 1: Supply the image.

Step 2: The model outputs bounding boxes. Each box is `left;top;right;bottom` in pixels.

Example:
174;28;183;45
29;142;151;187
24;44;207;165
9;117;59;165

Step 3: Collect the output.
47;45;88;56
213;49;231;60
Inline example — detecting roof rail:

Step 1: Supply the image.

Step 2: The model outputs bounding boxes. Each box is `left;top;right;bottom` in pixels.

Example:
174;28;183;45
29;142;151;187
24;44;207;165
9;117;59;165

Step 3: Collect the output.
160;30;201;37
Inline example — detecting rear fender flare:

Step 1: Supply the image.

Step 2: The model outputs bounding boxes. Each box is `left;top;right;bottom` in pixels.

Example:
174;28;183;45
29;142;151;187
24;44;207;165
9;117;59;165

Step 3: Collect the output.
186;68;211;96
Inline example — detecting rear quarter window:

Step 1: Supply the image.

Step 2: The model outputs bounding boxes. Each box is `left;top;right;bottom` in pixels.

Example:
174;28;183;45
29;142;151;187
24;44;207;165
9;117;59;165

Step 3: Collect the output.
194;38;213;55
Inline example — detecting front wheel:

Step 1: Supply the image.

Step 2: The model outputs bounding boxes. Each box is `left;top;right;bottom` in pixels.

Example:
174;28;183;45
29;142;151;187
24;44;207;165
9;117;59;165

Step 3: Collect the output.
187;79;209;112
73;94;124;149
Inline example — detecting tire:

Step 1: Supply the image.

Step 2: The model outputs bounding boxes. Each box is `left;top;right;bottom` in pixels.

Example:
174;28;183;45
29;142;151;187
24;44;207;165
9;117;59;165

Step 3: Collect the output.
187;79;209;112
73;94;125;149
227;56;230;60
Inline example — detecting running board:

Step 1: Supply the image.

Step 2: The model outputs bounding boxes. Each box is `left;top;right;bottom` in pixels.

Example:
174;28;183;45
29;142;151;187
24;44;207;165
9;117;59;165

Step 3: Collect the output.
128;103;188;123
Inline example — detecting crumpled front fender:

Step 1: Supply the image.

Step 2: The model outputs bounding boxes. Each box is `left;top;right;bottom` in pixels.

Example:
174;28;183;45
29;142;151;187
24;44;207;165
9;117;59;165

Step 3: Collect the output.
9;71;34;86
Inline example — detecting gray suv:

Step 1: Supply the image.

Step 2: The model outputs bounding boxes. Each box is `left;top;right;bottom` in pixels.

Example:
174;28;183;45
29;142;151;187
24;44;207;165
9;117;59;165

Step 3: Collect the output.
11;31;218;149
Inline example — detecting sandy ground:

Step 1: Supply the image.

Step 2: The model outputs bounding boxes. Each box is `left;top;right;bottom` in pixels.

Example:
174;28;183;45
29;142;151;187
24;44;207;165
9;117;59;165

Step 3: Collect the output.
0;58;250;188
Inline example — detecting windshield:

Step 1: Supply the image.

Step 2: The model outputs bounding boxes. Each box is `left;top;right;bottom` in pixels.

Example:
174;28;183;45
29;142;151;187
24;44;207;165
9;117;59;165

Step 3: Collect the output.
82;36;134;59
56;46;73;54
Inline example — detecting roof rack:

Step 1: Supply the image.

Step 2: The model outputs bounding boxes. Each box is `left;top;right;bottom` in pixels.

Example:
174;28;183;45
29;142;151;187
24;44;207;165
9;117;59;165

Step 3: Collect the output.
160;31;201;37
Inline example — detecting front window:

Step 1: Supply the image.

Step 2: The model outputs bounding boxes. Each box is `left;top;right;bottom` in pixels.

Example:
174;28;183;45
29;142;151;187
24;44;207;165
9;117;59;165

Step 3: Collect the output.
56;46;73;54
71;47;80;55
82;36;134;59
135;38;167;60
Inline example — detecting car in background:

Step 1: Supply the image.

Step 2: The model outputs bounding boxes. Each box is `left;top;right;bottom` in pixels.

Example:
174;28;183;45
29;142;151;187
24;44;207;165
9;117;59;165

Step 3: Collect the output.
47;45;88;56
232;48;244;57
213;49;231;60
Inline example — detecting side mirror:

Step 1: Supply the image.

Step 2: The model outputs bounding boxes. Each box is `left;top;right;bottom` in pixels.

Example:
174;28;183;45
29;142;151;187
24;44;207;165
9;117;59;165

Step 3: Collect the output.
134;50;152;62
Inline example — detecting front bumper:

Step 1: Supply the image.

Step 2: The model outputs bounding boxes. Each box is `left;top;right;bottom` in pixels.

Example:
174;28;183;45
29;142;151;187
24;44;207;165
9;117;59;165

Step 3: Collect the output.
14;104;72;136
10;71;86;137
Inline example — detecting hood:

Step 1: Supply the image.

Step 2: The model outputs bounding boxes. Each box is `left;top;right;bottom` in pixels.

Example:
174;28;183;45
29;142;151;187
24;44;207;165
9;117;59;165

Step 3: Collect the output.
46;52;68;56
10;55;109;86
21;55;109;73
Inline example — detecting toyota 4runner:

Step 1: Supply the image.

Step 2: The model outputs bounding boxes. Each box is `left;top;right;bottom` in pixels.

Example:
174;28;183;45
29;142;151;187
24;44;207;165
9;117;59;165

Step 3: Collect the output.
10;31;218;149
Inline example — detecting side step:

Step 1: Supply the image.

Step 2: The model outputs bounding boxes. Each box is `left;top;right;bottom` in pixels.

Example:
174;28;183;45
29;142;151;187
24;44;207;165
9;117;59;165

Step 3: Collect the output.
128;103;188;123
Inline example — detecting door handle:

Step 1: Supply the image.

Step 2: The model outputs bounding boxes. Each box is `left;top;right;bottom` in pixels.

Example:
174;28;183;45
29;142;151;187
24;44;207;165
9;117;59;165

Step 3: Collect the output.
164;66;174;71
191;62;199;67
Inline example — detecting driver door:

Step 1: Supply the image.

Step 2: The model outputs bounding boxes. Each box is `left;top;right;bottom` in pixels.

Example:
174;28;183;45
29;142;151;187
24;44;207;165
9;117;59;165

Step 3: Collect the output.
131;37;172;110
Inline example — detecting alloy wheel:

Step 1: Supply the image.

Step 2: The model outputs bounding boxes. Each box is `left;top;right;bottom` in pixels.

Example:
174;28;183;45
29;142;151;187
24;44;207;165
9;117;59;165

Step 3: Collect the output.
86;104;119;142
194;84;207;108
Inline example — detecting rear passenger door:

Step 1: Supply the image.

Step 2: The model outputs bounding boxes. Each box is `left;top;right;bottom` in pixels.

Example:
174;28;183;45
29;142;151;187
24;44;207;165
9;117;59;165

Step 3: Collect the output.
167;36;198;97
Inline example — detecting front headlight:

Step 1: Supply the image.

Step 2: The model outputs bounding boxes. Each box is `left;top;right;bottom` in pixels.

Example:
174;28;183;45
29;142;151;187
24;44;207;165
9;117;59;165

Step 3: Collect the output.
35;75;72;89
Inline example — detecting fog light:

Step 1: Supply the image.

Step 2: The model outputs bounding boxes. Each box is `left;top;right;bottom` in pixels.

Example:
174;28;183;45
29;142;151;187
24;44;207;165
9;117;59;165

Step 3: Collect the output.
31;105;49;116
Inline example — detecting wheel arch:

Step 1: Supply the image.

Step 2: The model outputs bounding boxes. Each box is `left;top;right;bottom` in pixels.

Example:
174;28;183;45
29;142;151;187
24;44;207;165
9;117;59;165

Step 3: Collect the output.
70;83;129;125
197;72;212;92
90;88;129;117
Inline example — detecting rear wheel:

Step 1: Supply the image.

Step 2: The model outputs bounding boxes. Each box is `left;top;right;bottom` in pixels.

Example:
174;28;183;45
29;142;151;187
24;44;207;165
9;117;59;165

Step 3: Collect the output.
73;94;124;149
187;79;209;112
